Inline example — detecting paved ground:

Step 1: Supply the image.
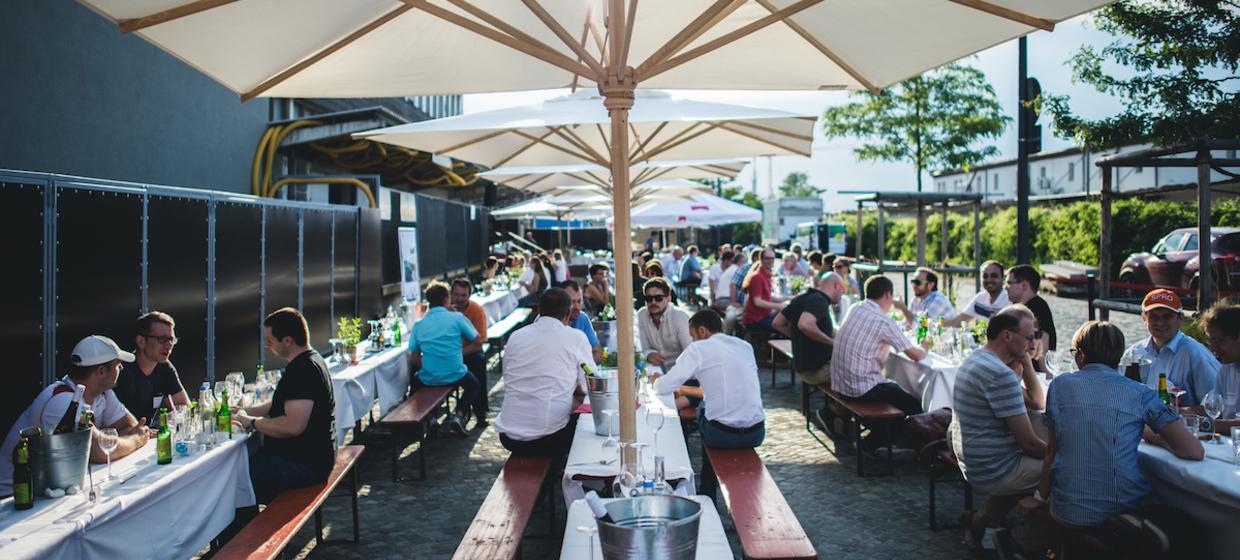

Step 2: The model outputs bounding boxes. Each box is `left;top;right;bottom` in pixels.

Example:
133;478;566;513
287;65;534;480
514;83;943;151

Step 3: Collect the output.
197;285;1141;560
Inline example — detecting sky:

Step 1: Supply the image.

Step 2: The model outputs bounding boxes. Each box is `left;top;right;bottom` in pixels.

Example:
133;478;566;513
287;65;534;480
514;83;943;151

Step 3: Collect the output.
463;14;1132;212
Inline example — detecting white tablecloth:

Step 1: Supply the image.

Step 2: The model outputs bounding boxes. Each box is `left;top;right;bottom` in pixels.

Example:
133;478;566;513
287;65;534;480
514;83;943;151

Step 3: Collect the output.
1138;439;1240;560
559;495;732;559
885;351;961;411
329;342;409;442
476;288;520;324
0;435;255;560
563;388;694;506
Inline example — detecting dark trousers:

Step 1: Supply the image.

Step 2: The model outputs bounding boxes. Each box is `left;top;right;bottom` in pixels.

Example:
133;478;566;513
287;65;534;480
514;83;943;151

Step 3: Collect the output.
743;314;774;333
463;351;489;418
499;415;578;457
248;447;326;505
410;371;482;420
852;381;922;450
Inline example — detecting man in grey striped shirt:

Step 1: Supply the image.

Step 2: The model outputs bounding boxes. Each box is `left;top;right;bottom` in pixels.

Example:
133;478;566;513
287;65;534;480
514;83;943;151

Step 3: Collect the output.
949;305;1048;547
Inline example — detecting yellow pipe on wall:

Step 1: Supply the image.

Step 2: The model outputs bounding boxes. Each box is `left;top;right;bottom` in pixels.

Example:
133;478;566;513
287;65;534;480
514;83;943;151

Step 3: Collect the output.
250;126;278;196
266;177;377;209
261;120;321;197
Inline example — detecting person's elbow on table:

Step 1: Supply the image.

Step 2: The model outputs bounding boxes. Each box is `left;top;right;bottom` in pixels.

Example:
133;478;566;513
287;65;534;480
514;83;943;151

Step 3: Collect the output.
905;346;928;362
1156;421;1205;461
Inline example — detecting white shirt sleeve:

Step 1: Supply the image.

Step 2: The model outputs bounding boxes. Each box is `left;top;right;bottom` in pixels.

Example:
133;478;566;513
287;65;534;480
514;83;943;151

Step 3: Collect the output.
38;393;75;427
98;390;130;427
653;341;701;394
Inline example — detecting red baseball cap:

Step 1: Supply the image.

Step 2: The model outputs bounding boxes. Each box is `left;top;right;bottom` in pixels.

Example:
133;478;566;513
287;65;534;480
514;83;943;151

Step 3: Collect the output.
1142;289;1183;314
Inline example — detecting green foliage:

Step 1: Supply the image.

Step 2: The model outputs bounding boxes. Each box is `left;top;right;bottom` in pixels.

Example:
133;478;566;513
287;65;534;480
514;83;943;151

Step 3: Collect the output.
822;63;1010;191
336;316;362;347
722;185;765;245
778;171;821;198
1043;0;1240;148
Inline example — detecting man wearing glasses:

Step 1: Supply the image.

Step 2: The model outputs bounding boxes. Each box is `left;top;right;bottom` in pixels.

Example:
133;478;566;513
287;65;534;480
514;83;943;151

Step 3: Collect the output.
638;277;693;370
114;311;190;426
900;267;957;325
945;261;1009;328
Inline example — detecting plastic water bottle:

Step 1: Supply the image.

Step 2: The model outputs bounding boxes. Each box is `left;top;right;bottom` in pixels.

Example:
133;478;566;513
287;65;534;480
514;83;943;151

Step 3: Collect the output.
198;383;217;447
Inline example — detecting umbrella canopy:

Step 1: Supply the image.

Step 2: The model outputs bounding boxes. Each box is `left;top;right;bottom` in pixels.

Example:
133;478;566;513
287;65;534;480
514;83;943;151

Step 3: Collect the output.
355;90;814;169
624;193;762;228
481;158;747;193
495;180;712;219
84;0;1119;448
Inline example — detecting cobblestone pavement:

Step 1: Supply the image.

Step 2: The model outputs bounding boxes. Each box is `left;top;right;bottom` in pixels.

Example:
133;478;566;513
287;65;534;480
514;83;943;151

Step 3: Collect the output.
197;283;1137;560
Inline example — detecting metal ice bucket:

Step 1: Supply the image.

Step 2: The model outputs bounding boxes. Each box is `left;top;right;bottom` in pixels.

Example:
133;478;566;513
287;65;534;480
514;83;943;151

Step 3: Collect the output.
21;426;91;495
597;496;703;560
587;370;621;436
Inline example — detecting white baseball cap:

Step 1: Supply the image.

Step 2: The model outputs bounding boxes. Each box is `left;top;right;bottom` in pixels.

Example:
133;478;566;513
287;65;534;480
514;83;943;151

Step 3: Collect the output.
70;335;136;367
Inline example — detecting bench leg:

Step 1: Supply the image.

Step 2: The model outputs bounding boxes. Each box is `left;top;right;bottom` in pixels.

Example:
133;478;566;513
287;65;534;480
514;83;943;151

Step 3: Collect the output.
853;415;865;477
314;508;323;545
419;421;428;481
770;347;776;387
801;382;810;426
929;465;939;530
964;480;974;511
351;466;361;543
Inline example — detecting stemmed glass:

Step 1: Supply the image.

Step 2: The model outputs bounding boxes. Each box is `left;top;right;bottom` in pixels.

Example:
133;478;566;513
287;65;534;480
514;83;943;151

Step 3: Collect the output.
99;428;119;479
1203;392;1224;443
645;405;666;451
599;409;619;465
576;525;599;560
612;440;644;498
1168;385;1188;409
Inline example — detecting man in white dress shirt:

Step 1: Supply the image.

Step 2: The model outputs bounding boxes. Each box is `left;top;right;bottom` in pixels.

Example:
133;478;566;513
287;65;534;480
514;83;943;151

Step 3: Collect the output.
495;288;594;457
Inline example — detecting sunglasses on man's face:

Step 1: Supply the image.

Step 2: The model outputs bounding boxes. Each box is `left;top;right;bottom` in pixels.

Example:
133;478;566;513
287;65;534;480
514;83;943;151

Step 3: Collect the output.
643;294;667;303
910;279;924;286
983;273;1002;279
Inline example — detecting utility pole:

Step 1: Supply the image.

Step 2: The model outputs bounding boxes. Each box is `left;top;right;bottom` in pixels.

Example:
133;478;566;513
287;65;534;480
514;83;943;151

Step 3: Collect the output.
1016;37;1041;264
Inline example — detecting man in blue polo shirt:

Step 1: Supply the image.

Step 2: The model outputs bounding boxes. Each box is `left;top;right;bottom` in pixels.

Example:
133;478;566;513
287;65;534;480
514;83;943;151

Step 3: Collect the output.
408;280;484;436
1127;289;1218;406
564;280;603;364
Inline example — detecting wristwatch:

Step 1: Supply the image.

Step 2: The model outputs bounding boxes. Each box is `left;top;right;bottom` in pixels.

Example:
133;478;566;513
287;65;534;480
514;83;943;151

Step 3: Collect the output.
249;417;260;432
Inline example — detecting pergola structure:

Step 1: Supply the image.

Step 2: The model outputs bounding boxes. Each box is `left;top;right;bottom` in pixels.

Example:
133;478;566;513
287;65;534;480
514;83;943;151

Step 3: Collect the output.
1093;139;1240;318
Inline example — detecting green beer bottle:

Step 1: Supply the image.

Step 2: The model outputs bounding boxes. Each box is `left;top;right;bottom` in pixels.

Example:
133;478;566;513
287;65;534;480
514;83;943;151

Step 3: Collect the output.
156;408;172;465
217;389;232;439
1157;374;1171;407
13;436;33;510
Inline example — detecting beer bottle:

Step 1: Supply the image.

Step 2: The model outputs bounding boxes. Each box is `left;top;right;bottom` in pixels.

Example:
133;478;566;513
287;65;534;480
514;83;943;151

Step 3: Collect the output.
217;389;232;439
77;404;94;432
1157;374;1171;407
394;321;402;346
53;384;87;434
156;408;172;465
580;362;596;377
12;436;33;510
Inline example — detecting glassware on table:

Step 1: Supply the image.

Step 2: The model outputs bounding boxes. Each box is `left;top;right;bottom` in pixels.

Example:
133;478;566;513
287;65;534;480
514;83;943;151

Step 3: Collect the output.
1231;426;1240;465
99;428;119;480
613;440;643;498
599;409;619;465
645;405;666;451
1168;385;1188;409
1044;351;1062;376
1203;392;1224;443
576;525;599;560
1182;413;1201;436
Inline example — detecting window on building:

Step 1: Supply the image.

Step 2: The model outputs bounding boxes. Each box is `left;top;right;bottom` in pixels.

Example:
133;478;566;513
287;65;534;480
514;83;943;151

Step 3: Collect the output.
993;174;999;192
1135;167;1144;174
1039;166;1046;178
1068;162;1075;182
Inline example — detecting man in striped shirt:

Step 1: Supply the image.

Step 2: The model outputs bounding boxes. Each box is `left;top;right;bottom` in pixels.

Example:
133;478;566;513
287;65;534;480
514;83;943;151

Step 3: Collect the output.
949;305;1047;546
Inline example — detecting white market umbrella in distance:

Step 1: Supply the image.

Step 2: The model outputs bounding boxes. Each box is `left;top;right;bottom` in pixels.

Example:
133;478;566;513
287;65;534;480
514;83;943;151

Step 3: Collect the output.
481;157;747;193
83;0;1121;448
625;193;762;228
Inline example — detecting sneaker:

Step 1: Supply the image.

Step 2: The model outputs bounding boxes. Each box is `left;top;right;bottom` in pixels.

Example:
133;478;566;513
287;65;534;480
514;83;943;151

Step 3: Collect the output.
441;415;467;438
474;414;490;429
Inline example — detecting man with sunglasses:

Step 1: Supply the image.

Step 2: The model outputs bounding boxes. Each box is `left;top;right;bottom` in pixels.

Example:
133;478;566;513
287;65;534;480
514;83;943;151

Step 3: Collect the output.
900;267;957;326
638;277;693;370
114;311;189;426
949;305;1048;550
945;261;1010;328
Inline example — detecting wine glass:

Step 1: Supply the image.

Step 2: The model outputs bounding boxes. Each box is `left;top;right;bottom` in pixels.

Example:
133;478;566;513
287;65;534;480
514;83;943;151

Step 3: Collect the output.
576;525;599;560
1168;385;1188;409
612;440;641;498
1203;392;1224;443
599;409;619;465
645;405;666;451
99;428;119;479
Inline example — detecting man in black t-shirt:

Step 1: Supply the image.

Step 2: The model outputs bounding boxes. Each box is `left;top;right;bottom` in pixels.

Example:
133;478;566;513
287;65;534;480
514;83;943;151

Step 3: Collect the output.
773;271;846;386
114;311;189;425
1006;264;1057;353
234;307;336;504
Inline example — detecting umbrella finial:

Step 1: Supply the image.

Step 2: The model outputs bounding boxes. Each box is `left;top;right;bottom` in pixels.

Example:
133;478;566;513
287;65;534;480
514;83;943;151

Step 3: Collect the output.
599;67;636;111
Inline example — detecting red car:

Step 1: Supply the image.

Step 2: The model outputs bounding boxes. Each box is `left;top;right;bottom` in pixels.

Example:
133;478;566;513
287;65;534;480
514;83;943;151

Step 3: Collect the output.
1119;227;1240;293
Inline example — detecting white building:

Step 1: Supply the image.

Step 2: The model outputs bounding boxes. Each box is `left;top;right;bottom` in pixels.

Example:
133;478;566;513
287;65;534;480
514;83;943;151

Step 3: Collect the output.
933;144;1239;201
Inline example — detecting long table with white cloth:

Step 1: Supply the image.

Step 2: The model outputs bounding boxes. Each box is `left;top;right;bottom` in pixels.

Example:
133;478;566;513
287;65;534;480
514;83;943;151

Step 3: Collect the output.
329;341;409;442
558;495;731;559
884;350;961;412
0;435;254;559
563;385;694;506
1138;438;1240;560
475;287;521;324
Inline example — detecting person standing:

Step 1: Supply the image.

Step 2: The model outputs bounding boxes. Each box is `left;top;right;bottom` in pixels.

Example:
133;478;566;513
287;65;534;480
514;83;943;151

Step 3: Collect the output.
945;261;1010;327
450;278;491;426
114;311;190;425
1126;288;1218;406
233;309;336;504
551;249;569;284
1005;264;1057;352
495;288;593;457
406;281;484;435
638;277;693;369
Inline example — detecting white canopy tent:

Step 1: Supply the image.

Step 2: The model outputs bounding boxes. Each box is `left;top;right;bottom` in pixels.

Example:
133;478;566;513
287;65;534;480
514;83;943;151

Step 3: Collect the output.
625;193;762;228
481;158;747;193
82;0;1119;449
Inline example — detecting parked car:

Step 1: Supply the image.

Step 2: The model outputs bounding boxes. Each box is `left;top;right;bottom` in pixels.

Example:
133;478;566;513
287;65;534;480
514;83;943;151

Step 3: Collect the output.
1118;227;1240;294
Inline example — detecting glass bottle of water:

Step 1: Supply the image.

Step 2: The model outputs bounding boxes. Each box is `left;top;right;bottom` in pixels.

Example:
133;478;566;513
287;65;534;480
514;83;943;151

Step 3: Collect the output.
653;455;670;495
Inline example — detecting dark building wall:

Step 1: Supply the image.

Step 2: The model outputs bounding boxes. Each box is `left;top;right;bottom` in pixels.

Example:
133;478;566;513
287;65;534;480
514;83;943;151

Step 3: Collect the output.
0;0;268;193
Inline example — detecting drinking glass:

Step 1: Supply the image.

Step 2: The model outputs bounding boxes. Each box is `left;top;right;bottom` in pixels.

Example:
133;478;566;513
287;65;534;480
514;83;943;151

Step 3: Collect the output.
576;525;599;560
1182;414;1201;436
1231;426;1240;465
645;405;666;451
612;440;641;498
1168;385;1188;409
1044;351;1061;376
599;409;619;465
1203;392;1224;443
99;428;119;480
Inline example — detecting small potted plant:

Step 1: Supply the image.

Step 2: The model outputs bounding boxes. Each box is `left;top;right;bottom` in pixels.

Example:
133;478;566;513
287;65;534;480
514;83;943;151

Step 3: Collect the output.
337;316;363;364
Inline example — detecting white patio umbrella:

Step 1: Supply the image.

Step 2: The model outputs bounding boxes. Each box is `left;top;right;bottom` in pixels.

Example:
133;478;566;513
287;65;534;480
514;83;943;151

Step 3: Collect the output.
83;0;1119;446
355;89;815;170
625;193;762;228
481;158;747;193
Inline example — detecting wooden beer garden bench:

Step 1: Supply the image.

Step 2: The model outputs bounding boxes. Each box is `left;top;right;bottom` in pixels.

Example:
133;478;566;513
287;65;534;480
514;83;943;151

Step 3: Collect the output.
820;385;904;477
767;339;796;388
214;445;365;560
702;447;817;560
486;307;533;367
374;385;455;481
452;454;555;560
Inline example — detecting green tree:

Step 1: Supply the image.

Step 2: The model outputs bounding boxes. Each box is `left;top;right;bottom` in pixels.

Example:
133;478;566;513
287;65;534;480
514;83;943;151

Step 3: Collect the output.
722;185;764;245
778;171;820;198
821;63;1009;191
1044;0;1240;148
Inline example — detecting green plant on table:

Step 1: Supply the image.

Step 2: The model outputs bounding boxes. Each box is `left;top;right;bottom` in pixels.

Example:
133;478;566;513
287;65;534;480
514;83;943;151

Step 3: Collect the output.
337;316;363;348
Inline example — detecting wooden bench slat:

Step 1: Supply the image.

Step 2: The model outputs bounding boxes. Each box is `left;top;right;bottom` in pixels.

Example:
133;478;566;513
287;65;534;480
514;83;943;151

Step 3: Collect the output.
706;447;816;560
768;339;793;358
452;455;552;560
487;308;531;342
380;386;453;424
819;384;903;419
214;445;365;560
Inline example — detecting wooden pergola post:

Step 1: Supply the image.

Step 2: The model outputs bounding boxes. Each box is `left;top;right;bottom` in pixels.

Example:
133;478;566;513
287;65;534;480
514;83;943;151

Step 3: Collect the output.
916;203;926;266
973;200;981;292
1098;164;1112;321
940;202;949;265
877;203;886;264
1197;148;1214;310
855;200;863;258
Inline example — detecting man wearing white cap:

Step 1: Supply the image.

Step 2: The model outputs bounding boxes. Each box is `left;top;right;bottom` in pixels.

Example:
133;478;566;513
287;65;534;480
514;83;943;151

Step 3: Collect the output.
0;335;152;495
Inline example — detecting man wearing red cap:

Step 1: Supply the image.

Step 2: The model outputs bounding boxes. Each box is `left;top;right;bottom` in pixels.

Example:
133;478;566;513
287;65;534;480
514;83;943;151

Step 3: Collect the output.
1127;289;1218;406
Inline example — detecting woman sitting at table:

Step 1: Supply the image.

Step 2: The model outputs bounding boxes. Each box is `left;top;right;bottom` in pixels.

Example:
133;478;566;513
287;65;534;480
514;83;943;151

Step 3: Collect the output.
517;256;548;307
584;263;611;315
1196;301;1240;433
481;256;499;280
1007;321;1204;558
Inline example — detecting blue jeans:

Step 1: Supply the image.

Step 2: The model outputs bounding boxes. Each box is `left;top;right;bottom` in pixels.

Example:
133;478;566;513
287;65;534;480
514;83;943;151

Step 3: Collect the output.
249;447;325;504
697;408;764;449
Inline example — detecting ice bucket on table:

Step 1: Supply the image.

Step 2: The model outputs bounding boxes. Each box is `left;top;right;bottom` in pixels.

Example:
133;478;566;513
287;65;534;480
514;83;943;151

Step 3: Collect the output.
586;369;621;436
22;426;92;496
596;495;702;560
